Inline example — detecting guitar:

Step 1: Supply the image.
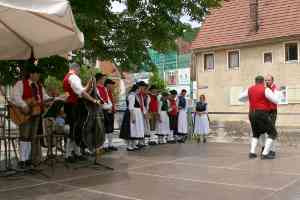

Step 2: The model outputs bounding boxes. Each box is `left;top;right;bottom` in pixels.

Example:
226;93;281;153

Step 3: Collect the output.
9;95;68;125
9;98;43;125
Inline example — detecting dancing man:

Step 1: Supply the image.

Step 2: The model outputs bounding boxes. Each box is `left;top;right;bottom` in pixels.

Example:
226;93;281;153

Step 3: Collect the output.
239;75;279;159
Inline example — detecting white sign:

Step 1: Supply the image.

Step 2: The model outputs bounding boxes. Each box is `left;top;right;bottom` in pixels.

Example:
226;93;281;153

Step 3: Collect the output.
177;68;190;85
278;86;288;104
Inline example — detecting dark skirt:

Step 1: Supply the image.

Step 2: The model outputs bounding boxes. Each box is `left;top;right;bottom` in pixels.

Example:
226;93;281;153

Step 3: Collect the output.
120;110;131;140
169;114;178;133
103;110;114;134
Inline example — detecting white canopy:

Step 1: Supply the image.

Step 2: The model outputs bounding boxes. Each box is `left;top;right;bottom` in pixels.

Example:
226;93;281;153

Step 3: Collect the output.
0;0;84;60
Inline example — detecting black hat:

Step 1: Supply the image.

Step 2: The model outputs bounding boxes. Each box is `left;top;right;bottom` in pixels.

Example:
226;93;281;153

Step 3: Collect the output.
104;79;115;86
137;81;148;87
95;72;106;81
170;90;177;95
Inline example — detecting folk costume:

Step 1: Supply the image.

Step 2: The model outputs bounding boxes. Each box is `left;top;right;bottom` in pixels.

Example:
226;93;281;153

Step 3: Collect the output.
176;94;188;142
167;90;178;143
239;77;279;159
194;101;209;142
11;67;51;168
146;87;159;145
157;93;170;144
120;85;145;151
97;78;117;151
63;67;85;161
260;83;279;155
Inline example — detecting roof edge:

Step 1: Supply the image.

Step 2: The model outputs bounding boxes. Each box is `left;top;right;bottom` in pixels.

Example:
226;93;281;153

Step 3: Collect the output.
192;35;300;53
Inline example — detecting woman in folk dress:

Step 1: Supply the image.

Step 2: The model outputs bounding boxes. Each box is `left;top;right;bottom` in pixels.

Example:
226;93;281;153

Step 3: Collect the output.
120;84;145;151
194;94;209;143
157;92;170;144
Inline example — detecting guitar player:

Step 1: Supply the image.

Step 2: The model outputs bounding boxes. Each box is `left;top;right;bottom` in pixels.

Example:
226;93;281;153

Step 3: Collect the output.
11;63;52;169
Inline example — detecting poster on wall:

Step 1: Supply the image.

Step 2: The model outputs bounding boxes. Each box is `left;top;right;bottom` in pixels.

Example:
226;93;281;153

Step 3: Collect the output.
177;68;190;85
166;70;177;85
278;86;288;104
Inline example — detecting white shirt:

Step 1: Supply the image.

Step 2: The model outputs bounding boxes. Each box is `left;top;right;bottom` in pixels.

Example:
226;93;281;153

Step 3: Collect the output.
11;80;50;108
68;73;85;97
238;87;279;104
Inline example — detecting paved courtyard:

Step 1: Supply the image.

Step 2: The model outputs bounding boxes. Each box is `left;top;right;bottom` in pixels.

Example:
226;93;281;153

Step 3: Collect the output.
0;142;300;200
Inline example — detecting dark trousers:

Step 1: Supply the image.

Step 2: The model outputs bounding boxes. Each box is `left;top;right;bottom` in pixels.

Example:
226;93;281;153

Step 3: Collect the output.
249;110;277;140
103;110;114;134
269;109;277;126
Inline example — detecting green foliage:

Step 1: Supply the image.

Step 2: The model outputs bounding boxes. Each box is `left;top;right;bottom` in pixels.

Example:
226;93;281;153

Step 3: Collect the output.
0;56;69;85
0;0;221;85
183;27;201;42
148;67;166;91
70;0;221;71
44;76;63;96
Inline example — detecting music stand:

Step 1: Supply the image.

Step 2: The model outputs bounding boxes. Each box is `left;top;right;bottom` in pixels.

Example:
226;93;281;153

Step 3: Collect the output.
41;100;66;171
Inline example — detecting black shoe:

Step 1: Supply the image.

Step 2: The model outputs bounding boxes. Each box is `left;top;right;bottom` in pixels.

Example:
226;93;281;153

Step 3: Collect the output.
167;140;176;144
249;153;257;159
177;139;185;143
75;155;88;161
108;146;118;151
65;157;76;163
148;141;157;145
25;160;32;167
18;161;26;169
137;144;146;148
269;151;276;157
261;146;265;155
261;153;275;160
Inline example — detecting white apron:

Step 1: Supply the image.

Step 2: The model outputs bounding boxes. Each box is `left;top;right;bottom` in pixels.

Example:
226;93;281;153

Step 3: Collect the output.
194;114;209;135
130;108;145;138
158;111;170;136
177;109;188;134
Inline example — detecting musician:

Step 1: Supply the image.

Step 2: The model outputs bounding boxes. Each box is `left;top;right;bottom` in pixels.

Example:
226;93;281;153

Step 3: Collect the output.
176;89;188;143
96;74;118;151
11;64;51;168
63;63;101;163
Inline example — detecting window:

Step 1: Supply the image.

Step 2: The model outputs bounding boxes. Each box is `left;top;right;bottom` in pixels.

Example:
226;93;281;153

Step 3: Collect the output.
228;50;240;70
263;52;272;64
204;53;214;71
285;43;298;62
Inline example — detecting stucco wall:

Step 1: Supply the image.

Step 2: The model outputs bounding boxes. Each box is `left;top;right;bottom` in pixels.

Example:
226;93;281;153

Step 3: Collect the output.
194;41;300;126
